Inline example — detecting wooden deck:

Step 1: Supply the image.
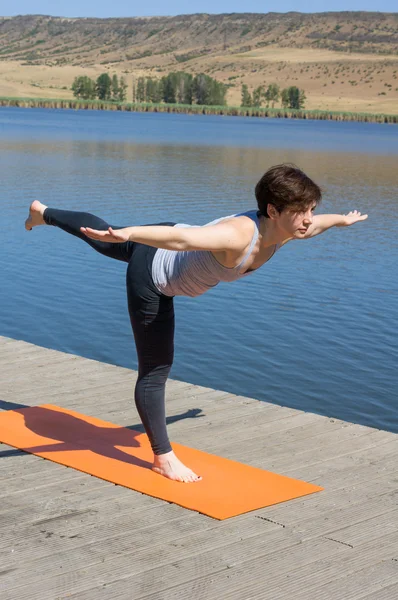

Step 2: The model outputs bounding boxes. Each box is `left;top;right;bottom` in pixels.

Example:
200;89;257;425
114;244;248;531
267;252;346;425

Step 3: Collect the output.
0;334;397;600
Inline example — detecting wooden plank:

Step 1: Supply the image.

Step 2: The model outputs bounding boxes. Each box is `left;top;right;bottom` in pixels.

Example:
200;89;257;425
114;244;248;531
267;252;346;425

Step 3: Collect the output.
0;452;74;479
0;343;53;359
0;529;337;600
194;419;373;457
4;377;135;404
0;513;280;595
167;401;306;433
290;558;398;600
0;355;90;376
0;483;161;535
25;530;398;600
145;532;398;600
205;413;349;451
2;379;137;412
0;349;121;373
0;477;133;519
323;508;398;547
1;501;179;561
253;491;398;538
250;469;398;524
0;505;208;572
357;582;398;600
298;501;398;543
251;431;395;472
284;441;398;485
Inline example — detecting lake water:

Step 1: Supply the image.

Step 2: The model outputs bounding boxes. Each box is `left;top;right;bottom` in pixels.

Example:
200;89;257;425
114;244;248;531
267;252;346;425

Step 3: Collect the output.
1;107;397;433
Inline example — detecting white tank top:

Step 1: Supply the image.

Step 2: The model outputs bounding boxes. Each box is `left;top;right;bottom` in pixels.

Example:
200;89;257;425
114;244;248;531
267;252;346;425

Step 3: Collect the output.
151;209;279;297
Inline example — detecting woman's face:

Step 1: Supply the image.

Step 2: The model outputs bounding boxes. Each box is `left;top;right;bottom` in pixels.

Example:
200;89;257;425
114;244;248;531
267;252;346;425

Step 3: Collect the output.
277;204;317;239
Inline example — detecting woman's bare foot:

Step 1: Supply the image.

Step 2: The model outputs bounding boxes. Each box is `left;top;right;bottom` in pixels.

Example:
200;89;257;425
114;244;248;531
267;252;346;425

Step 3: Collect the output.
25;200;47;231
152;450;202;483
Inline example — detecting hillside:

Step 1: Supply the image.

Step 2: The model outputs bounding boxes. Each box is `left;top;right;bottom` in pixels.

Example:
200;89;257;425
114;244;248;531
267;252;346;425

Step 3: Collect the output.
0;12;397;114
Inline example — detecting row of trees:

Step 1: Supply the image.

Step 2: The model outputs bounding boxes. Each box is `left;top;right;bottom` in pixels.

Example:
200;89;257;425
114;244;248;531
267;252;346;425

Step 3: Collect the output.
133;72;227;106
72;71;227;106
71;72;305;110
241;84;306;110
72;73;128;101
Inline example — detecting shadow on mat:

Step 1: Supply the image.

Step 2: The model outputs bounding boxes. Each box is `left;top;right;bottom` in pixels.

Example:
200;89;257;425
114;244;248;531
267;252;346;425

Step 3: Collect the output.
0;402;204;467
17;406;153;469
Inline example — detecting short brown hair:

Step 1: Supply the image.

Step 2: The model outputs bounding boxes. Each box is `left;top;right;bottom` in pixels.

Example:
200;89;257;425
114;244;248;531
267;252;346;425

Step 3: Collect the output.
255;164;322;218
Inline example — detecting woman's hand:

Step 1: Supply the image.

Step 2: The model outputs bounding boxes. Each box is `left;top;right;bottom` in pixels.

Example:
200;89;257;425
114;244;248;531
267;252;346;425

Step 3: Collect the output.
80;226;131;243
336;210;368;227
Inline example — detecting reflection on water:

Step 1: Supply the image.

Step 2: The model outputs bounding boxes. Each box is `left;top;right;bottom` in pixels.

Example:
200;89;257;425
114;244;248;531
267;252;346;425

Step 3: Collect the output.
1;107;397;434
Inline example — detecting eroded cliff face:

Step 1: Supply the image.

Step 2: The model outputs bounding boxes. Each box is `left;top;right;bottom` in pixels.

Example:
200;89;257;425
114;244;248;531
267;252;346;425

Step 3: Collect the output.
0;12;396;67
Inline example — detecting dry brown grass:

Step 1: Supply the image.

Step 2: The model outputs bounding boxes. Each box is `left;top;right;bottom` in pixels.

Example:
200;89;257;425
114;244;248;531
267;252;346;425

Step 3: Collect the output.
1;51;396;115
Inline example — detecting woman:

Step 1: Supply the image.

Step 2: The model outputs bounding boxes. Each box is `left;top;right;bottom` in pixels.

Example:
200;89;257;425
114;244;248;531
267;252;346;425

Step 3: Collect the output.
25;164;368;483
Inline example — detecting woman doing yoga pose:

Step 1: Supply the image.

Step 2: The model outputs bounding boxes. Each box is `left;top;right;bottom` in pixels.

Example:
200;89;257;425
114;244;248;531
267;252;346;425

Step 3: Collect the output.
25;164;368;483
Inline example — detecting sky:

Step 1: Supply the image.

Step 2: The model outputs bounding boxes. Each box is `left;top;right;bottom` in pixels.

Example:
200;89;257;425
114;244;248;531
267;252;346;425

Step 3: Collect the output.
1;1;396;18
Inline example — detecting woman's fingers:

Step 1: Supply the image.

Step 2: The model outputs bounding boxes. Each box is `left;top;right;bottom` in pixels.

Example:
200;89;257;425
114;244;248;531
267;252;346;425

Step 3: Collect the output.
80;227;110;240
80;226;127;242
346;213;368;225
344;211;368;224
350;214;368;221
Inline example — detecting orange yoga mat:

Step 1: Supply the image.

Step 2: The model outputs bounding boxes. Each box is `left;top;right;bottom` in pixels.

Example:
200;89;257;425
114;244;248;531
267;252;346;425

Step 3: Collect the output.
0;404;323;519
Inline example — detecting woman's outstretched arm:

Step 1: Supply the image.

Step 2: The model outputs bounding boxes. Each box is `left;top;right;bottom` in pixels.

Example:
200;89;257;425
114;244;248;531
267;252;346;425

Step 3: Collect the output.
80;219;253;253
300;211;368;239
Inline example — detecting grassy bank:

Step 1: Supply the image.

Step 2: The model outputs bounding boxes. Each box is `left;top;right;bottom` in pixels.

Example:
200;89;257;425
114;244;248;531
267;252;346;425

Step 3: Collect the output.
0;96;397;124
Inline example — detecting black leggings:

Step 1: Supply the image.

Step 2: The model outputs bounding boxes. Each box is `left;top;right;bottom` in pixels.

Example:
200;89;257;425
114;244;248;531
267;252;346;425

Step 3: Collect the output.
43;208;175;455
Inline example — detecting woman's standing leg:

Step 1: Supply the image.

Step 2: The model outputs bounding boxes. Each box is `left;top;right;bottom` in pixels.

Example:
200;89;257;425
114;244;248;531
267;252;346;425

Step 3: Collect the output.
127;243;201;483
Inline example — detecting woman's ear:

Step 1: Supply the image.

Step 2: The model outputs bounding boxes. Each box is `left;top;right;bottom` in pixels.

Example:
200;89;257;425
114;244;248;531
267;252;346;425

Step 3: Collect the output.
267;203;278;220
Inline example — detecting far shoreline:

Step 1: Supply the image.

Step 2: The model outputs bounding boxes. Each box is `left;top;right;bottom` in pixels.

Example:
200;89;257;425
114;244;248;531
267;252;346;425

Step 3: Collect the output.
0;96;397;125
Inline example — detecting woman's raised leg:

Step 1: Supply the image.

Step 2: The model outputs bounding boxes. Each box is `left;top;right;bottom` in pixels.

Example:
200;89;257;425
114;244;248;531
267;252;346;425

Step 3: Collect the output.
25;200;133;262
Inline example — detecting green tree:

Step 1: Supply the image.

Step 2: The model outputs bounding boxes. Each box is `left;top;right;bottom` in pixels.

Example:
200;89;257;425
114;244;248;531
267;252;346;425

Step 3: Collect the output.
289;86;300;109
136;77;146;102
241;84;252;107
281;86;306;109
117;76;128;102
152;78;163;103
96;73;112;100
252;85;265;107
281;87;290;108
111;74;119;100
143;77;162;103
145;78;155;102
298;88;306;109
208;78;227;105
175;72;193;104
192;73;226;106
162;74;176;103
265;83;280;108
193;74;210;105
71;76;96;100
